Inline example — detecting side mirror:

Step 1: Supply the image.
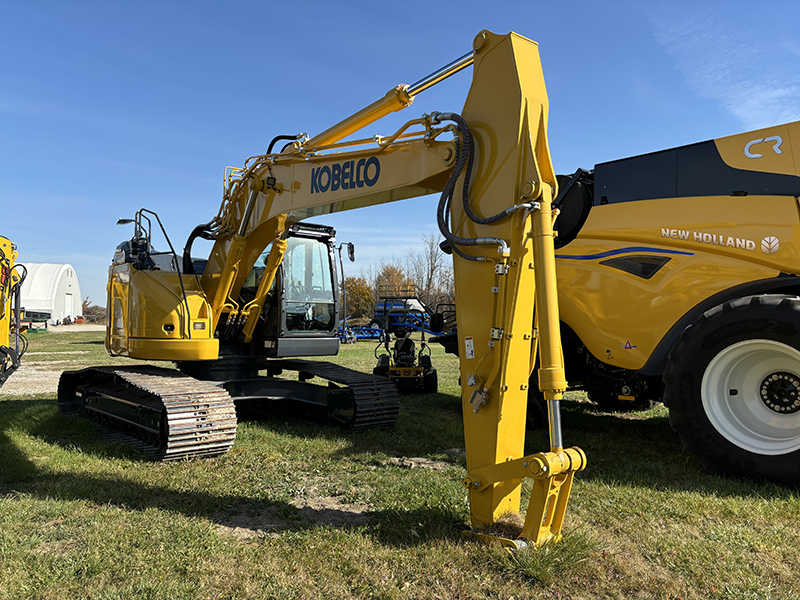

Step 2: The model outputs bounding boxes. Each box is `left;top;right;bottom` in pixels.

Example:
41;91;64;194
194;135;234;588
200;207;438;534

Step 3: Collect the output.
347;242;355;262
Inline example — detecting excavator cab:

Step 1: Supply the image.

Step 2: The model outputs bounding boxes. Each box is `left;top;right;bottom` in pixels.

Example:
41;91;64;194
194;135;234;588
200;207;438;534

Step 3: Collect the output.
282;230;337;334
242;222;340;358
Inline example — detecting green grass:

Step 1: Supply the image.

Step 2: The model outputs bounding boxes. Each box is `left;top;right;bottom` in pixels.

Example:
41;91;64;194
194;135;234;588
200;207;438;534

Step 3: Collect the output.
1;330;800;598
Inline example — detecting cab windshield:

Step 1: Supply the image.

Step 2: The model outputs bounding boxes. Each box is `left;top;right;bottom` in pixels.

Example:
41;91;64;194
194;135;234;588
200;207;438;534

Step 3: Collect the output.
283;236;335;332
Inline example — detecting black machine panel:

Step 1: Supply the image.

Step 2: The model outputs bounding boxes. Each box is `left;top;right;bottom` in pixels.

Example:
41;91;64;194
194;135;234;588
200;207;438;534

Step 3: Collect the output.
594;140;800;204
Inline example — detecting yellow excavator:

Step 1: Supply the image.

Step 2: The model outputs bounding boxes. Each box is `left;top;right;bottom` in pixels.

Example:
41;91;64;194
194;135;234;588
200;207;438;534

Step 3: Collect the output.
58;30;578;546
0;236;26;388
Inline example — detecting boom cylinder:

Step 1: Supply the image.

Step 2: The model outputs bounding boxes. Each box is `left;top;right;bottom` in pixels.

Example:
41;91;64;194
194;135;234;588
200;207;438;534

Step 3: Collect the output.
407;51;475;97
305;86;413;148
304;51;475;149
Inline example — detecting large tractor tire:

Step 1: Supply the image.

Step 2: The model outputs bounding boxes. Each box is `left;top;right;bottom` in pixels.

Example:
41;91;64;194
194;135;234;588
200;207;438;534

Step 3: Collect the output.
663;295;800;484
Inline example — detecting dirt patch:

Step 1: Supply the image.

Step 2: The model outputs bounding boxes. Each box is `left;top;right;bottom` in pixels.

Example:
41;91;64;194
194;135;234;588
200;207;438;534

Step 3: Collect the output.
386;456;452;470
293;494;371;526
0;363;66;396
214;506;288;540
1;325;105;396
215;494;372;541
213;456;461;541
215;475;375;541
46;324;106;333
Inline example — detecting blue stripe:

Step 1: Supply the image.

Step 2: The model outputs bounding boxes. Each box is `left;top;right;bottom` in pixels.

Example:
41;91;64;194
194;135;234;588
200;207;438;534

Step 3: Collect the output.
555;246;694;261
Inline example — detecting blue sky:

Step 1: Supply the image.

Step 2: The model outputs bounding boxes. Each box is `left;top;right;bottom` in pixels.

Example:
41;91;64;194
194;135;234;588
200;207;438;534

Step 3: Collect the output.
2;1;799;306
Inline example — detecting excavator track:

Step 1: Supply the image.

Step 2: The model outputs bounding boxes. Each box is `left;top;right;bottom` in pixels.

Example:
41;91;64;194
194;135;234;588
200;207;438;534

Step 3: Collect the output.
58;366;237;461
58;360;398;461
268;359;401;430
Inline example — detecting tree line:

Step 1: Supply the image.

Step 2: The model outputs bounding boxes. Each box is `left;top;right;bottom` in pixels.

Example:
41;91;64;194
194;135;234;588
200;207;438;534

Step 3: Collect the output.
340;233;455;321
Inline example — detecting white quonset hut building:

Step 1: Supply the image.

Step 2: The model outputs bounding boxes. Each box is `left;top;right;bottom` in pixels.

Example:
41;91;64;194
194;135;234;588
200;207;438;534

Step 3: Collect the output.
20;263;82;325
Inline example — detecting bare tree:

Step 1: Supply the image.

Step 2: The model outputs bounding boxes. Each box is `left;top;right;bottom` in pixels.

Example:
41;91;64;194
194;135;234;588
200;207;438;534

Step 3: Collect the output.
404;234;454;306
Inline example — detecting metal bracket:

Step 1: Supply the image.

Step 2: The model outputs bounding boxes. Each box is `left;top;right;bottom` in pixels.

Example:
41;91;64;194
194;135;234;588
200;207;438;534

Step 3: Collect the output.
464;448;586;546
469;387;489;412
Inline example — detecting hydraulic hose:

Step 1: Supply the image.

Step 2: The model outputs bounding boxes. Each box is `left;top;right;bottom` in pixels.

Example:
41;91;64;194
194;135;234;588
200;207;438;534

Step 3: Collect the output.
182;222;215;275
448;113;536;226
434;113;508;261
267;133;306;155
11;264;26;359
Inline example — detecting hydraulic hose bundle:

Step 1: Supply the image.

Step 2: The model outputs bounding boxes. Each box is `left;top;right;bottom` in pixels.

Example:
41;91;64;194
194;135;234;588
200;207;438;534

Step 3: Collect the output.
435;112;536;261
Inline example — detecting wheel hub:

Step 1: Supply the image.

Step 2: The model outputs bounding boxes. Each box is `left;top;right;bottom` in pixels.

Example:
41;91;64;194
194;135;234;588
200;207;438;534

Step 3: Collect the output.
702;339;800;455
759;371;800;414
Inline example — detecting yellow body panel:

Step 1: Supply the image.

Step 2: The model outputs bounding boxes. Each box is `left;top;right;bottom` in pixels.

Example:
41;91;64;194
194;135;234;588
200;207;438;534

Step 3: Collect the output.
714;120;800;177
0;236;17;347
558;195;798;370
107;263;217;361
0;236;19;355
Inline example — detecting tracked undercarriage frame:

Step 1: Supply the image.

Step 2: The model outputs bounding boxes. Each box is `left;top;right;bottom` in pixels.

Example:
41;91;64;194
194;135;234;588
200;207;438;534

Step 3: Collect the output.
57;360;399;460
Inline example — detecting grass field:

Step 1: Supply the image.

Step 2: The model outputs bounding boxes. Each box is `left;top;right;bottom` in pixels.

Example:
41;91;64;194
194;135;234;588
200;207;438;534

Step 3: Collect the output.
2;329;800;599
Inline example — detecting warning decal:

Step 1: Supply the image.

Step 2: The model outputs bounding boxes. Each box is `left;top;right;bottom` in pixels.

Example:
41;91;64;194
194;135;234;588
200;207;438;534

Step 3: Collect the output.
464;336;475;360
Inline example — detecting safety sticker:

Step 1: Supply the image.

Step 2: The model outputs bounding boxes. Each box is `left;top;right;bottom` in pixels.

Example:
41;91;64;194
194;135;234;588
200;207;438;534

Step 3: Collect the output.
622;340;638;350
465;336;475;360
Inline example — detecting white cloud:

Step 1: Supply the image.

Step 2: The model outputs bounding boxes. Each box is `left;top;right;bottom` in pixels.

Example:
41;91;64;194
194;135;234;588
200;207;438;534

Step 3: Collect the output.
648;6;800;130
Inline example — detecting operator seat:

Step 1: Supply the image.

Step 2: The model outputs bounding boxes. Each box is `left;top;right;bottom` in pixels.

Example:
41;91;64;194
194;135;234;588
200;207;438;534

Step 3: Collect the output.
393;337;416;367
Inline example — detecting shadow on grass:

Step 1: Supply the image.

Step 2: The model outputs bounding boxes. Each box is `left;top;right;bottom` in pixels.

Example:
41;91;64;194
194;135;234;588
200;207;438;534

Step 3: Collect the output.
2;392;795;540
2;425;466;546
1;396;468;545
0;429;38;486
1;392;466;472
1;397;151;463
529;400;799;498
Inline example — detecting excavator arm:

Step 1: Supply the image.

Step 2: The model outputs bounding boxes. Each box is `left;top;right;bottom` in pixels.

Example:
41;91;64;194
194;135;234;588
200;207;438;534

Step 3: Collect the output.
203;30;583;545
